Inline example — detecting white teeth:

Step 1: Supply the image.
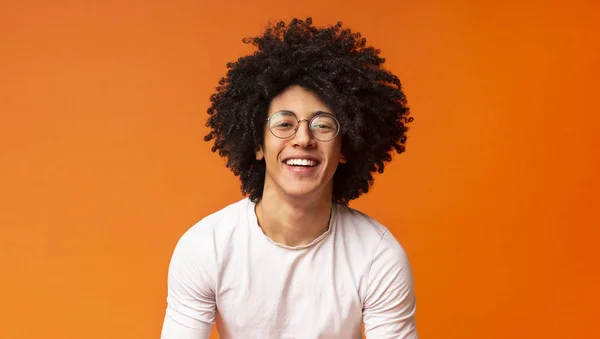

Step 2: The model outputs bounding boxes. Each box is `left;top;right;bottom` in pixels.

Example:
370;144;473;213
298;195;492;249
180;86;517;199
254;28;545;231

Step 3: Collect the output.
285;159;318;167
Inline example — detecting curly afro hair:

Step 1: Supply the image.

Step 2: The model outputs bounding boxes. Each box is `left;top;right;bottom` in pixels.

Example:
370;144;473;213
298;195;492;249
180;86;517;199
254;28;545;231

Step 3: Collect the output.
204;17;413;205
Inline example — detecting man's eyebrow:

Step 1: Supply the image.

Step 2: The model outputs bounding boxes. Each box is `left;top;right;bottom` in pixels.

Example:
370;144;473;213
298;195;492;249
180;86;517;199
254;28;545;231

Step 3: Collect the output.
274;109;334;117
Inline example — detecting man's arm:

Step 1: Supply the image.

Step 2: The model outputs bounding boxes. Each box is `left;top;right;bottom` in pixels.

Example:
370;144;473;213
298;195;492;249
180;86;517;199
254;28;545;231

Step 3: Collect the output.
160;226;217;339
363;230;418;339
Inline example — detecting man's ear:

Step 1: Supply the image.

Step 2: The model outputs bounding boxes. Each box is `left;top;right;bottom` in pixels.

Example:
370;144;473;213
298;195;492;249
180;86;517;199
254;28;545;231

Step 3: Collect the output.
339;154;347;164
256;147;264;161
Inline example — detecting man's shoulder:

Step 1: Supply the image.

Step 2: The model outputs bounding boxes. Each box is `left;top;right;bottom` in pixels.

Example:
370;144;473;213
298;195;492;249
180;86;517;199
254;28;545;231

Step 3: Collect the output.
198;197;250;228
175;197;251;248
335;204;408;257
336;204;390;239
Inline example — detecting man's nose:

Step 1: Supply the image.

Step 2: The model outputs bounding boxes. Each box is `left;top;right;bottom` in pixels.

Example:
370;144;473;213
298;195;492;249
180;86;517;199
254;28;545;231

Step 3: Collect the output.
292;120;315;147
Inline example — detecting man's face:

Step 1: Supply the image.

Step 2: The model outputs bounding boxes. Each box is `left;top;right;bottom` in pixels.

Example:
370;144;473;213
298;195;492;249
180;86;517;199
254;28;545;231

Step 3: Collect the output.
256;85;345;201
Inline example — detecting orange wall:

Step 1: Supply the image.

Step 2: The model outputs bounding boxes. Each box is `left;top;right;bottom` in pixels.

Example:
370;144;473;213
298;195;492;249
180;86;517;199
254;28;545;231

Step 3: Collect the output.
1;0;598;338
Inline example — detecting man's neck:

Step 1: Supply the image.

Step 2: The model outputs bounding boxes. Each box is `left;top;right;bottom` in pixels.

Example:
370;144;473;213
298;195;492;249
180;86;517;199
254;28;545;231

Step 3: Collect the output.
255;187;333;248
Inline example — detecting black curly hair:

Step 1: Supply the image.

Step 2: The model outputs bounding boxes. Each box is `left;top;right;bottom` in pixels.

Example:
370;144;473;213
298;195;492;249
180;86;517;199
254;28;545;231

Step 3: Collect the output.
204;17;413;205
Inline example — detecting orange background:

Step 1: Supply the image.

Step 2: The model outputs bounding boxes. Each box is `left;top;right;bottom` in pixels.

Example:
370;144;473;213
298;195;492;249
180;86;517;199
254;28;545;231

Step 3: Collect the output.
1;0;598;338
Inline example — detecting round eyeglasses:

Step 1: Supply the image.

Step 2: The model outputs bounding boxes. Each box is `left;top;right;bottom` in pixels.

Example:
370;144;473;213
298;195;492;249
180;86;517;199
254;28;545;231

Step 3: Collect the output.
266;111;341;142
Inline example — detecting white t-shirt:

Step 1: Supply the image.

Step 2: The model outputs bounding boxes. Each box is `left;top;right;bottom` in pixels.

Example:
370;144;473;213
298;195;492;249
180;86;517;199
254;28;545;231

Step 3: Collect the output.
161;198;418;339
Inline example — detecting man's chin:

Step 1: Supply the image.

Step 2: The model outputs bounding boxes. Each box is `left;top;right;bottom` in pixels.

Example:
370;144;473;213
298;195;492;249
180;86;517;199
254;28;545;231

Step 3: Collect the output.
280;184;333;201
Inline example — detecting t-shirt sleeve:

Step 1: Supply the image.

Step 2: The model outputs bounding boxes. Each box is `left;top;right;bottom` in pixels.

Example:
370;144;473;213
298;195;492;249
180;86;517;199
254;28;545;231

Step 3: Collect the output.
363;230;418;339
160;225;217;339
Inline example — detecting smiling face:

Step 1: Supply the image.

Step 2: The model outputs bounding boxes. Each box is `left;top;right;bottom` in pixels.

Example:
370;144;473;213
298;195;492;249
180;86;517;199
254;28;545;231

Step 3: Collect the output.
256;85;345;202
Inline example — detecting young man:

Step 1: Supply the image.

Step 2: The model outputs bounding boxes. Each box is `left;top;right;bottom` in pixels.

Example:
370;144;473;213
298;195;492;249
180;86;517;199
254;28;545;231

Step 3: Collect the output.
161;18;418;338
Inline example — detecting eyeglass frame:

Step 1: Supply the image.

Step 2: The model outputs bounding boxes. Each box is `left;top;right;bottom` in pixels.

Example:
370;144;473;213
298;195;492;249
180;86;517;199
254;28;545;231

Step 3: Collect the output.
265;110;341;142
